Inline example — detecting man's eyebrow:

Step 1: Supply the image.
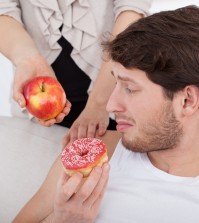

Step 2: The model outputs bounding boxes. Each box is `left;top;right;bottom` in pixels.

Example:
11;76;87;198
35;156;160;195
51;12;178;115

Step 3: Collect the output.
111;70;138;83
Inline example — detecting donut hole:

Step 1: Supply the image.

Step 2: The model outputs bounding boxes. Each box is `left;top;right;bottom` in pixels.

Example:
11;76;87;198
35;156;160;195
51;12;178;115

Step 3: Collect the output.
81;150;89;157
61;138;108;177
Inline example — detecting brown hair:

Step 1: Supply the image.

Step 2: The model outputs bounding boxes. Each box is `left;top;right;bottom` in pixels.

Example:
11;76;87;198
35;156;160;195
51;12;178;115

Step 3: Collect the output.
103;5;199;99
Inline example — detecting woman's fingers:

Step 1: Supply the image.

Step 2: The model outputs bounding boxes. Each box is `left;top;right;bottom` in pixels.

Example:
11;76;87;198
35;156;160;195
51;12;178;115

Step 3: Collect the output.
56;171;83;204
84;163;110;208
72;164;110;207
36;100;71;126
54;165;110;222
37;118;56;127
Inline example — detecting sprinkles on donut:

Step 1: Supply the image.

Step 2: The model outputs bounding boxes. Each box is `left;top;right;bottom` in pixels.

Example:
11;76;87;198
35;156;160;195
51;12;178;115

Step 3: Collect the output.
61;138;108;177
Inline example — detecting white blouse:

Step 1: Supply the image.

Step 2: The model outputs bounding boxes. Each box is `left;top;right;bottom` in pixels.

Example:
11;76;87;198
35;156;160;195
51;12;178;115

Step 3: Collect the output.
0;0;152;91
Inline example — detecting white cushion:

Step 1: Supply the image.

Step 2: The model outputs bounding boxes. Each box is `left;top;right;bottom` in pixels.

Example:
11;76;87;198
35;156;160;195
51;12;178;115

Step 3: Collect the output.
0;116;68;222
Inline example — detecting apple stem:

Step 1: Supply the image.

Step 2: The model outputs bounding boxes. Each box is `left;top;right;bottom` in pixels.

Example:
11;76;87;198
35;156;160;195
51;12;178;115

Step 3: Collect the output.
41;82;45;92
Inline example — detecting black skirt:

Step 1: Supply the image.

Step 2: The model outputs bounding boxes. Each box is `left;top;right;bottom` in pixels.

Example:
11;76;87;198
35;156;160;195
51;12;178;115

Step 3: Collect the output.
51;36;116;130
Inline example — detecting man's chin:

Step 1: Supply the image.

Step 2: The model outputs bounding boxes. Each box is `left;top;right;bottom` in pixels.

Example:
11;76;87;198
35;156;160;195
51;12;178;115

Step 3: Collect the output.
121;135;133;148
121;136;147;153
121;132;133;143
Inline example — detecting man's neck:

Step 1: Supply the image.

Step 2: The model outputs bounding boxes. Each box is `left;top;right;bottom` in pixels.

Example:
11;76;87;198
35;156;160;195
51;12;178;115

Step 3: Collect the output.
147;140;199;177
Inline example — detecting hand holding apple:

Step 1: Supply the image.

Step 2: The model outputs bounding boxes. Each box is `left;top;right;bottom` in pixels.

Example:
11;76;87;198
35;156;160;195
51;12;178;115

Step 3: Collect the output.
23;76;68;121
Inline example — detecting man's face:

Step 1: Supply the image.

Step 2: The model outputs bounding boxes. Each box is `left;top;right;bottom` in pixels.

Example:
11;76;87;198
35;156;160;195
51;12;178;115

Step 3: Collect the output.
106;63;183;153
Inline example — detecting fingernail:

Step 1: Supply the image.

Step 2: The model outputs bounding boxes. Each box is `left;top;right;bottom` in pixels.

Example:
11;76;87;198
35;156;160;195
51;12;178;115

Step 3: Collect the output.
94;166;102;173
75;172;83;178
17;99;22;107
103;163;110;172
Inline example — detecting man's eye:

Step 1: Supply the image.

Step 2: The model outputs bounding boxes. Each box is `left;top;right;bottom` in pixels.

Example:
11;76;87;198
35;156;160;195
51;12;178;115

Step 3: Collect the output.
125;87;134;94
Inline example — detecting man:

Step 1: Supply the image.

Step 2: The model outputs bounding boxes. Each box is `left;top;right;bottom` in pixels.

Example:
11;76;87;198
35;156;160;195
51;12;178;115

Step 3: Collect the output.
13;5;199;223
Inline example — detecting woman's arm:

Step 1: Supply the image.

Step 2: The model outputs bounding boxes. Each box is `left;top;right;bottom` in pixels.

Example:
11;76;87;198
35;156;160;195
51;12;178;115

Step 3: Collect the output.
0;15;41;66
0;15;70;126
86;10;143;122
63;10;143;145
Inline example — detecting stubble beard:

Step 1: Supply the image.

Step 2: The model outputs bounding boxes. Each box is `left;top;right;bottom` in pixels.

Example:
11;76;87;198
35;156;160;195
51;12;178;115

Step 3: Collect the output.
121;102;183;153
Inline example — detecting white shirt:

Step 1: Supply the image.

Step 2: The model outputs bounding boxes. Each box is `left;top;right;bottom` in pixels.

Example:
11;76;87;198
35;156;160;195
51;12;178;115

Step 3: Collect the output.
96;140;199;223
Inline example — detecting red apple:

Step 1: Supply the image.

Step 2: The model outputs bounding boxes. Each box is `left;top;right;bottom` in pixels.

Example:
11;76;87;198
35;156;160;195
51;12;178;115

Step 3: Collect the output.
23;76;66;121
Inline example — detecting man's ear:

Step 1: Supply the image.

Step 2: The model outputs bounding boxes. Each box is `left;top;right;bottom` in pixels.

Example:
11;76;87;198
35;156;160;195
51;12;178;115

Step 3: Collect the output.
181;85;199;116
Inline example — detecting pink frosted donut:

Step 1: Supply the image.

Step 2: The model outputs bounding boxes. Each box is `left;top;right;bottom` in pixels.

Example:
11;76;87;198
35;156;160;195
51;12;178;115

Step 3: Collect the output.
61;138;108;177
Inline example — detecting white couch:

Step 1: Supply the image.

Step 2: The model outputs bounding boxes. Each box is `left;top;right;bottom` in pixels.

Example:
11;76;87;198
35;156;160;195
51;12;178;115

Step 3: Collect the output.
0;115;68;222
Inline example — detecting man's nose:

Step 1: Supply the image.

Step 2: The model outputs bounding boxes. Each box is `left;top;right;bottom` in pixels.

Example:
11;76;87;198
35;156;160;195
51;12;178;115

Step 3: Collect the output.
106;88;124;113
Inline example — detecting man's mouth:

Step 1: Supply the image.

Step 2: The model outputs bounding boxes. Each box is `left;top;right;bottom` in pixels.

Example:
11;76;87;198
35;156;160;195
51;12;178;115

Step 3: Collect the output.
116;120;133;132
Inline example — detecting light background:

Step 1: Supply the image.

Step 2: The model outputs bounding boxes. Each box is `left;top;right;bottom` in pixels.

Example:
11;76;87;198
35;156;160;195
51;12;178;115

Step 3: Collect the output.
0;0;199;116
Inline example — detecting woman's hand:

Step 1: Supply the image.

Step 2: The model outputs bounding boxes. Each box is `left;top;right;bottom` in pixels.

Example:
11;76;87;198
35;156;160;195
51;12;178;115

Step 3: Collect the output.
13;55;71;126
37;101;71;127
63;101;109;146
52;163;110;223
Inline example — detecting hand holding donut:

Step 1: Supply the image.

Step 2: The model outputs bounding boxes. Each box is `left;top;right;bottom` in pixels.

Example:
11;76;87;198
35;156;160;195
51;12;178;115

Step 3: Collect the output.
51;138;109;222
53;163;110;223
